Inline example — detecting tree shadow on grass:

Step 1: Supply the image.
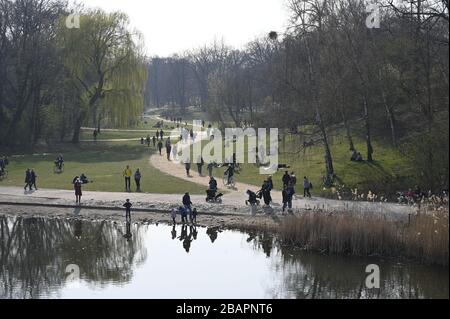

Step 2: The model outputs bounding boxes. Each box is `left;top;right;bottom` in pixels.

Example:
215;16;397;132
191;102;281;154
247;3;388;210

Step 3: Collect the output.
7;143;154;165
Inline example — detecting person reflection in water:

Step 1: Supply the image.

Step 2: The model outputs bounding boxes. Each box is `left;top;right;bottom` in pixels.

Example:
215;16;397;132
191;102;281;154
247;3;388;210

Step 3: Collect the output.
171;224;177;240
123;221;132;242
183;226;193;253
191;225;198;240
206;227;218;243
74;220;82;240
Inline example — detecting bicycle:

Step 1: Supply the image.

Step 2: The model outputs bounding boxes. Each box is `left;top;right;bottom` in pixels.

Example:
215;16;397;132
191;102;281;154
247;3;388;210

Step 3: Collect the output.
222;172;236;188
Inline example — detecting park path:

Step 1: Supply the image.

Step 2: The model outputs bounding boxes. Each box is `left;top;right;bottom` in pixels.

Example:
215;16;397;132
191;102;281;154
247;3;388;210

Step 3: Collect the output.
147;117;414;219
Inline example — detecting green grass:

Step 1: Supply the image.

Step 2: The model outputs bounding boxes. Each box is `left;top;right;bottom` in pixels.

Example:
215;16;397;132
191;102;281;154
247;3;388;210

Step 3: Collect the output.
1;110;416;198
0;141;203;194
184;128;415;197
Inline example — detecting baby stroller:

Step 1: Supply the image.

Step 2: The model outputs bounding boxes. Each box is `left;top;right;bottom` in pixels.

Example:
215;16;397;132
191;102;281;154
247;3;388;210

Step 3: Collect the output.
206;188;223;203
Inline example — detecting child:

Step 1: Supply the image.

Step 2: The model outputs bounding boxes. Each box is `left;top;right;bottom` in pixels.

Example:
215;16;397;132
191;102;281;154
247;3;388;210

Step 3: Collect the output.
179;206;187;224
171;208;177;224
192;208;198;224
123;199;132;221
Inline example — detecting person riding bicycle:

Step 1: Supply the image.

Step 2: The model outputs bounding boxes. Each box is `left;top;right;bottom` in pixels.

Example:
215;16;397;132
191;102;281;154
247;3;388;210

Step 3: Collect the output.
55;154;64;170
224;163;235;186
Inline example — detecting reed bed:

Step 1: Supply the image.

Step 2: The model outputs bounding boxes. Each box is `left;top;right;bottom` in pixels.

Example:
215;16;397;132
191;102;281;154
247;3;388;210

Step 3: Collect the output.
237;207;449;266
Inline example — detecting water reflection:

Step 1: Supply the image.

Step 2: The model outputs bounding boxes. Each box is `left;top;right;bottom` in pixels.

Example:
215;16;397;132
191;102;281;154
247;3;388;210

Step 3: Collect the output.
0;216;146;298
246;232;449;299
0;216;447;299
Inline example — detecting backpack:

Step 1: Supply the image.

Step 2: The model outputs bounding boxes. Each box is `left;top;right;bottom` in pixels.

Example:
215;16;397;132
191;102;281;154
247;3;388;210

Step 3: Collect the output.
309;182;313;189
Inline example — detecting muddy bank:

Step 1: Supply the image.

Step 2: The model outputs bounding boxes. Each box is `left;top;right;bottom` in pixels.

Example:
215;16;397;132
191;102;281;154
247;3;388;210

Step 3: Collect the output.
0;204;280;229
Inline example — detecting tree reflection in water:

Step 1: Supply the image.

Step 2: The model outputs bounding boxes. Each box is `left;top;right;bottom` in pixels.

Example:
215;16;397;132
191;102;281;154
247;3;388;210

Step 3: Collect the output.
247;232;448;299
0;216;146;298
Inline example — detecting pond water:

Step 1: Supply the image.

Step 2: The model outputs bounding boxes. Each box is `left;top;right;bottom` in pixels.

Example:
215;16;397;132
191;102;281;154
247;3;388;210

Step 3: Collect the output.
0;215;448;299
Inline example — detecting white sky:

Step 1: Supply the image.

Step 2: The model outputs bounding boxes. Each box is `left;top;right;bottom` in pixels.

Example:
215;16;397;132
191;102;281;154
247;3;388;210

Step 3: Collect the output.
76;0;290;57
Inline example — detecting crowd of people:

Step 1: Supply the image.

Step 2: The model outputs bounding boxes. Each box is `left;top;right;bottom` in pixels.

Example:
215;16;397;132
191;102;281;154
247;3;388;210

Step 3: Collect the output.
243;171;313;214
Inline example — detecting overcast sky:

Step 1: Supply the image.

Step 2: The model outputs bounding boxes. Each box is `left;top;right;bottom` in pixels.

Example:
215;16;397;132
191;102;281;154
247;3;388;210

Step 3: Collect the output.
75;0;290;57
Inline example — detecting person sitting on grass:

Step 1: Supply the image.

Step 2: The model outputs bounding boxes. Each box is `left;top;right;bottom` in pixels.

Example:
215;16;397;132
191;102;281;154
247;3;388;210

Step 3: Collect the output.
355;152;363;162
55;154;64;170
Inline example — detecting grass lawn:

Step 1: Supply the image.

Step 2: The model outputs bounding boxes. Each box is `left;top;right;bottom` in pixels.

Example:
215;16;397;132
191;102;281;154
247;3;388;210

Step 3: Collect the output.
183;128;415;197
0;141;204;194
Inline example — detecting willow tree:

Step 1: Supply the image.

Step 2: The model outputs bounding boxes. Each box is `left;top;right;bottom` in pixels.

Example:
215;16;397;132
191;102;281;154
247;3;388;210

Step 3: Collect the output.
58;8;147;143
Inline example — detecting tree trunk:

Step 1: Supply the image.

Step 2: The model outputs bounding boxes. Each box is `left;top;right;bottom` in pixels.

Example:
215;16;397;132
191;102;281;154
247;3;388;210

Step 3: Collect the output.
340;97;355;151
363;96;373;162
72;114;83;144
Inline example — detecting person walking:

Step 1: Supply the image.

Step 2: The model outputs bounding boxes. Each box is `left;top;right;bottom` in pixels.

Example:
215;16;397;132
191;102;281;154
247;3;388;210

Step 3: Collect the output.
134;168;142;192
207;161;215;177
261;179;272;206
155;129;160;140
182;192;192;216
146;135;151;147
123;165;132;192
160;129;164;140
282;183;295;213
157;140;163;155
184;159;191;177
192;208;198;224
267;175;274;192
165;138;172;161
152;135;156;147
24;169;31;190
246;189;258;215
290;172;297;197
74;177;82;204
197;156;204;176
30;169;37;190
282;171;291;188
179;206;187;224
123;199;132;221
303;176;312;198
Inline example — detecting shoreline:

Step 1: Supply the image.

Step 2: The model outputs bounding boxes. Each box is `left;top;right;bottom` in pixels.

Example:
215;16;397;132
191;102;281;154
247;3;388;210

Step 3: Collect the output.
0;202;280;229
2;203;447;269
